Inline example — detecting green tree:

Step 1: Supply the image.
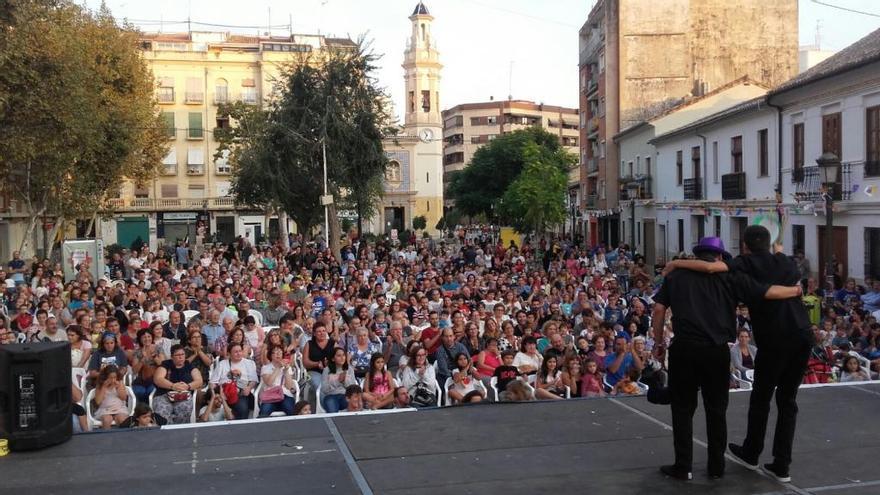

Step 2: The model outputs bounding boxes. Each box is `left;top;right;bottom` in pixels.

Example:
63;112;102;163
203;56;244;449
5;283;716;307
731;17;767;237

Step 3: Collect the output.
412;215;427;231
446;127;574;231
0;0;166;256
447;127;572;221
216;40;390;255
500;143;569;233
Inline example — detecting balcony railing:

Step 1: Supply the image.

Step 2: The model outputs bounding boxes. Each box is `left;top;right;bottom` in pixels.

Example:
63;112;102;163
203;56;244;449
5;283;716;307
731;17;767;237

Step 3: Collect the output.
162;164;177;176
586;158;598;174
185;92;204;104
214;89;228;105
791;166;805;183
186;164;205;175
103;197;236;211
157;91;175;104
721;171;747;200
586;193;598;208
620;177;652;200
794;164;853;202
683;178;702;200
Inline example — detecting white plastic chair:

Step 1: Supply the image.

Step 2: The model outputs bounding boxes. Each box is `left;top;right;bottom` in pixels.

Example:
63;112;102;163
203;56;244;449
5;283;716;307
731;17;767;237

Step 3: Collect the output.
86;386;136;428
488;376;500;402
732;374;752;390
315;383;326;414
745;369;755;381
182;310;199;325
848;351;875;380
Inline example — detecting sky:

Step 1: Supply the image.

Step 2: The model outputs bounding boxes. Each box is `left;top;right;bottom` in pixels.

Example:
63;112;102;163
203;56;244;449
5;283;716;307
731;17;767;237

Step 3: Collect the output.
83;0;880;122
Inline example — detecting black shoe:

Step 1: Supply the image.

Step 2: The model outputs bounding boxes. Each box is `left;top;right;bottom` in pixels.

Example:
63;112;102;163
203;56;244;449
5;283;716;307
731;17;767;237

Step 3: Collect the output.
762;463;791;483
708;470;725;480
660;464;693;481
728;443;758;471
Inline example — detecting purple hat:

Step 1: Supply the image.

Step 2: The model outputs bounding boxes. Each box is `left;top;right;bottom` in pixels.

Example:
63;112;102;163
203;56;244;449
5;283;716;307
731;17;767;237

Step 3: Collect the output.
692;237;731;261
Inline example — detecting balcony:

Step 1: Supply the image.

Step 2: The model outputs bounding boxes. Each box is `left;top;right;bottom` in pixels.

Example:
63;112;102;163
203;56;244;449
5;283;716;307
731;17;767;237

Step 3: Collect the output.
103;196;236;212
587;116;599;135
620;177;652;200
185;92;204;104
683;178;702;200
721;172;746;200
586;158;598;174
162;164;177;176
157;90;175;104
586;193;598;208
214;90;228;105
186;164;204;175
793;164;852;202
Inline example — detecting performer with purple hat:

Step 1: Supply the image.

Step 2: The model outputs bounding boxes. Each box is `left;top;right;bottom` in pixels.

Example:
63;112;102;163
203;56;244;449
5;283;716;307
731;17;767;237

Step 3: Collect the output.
651;237;802;481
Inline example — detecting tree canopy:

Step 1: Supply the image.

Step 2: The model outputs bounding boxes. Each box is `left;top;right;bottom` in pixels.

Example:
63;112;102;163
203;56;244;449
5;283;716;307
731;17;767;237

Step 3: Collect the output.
0;0;166;255
446;127;575;232
215;40;391;254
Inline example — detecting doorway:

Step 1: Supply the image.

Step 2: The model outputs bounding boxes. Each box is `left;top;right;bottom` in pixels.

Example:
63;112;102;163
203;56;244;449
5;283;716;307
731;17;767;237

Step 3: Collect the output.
215;216;235;245
384;207;405;235
818;225;848;288
658;223;667;264
643;219;656;267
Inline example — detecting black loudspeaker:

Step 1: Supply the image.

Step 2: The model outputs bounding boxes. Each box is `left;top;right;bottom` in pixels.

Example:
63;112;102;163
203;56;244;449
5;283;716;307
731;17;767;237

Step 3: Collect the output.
0;342;73;451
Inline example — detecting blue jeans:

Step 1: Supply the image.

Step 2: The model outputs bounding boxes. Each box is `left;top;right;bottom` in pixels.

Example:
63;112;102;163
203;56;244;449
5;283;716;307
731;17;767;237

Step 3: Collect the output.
258;396;296;417
231;392;253;420
132;382;155;405
322;394;348;413
308;370;323;407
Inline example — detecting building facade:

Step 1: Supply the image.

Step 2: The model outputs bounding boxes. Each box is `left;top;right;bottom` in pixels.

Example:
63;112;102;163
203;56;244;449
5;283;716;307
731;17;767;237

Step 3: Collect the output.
366;1;445;236
621;28;880;282
578;0;798;247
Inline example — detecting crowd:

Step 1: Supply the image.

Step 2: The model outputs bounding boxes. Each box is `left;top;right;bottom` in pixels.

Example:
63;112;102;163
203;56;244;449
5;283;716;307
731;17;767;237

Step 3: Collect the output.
0;227;877;432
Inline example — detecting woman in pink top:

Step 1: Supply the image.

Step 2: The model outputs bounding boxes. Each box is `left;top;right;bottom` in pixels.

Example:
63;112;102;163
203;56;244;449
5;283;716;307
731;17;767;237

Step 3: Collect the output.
363;354;394;410
475;338;502;378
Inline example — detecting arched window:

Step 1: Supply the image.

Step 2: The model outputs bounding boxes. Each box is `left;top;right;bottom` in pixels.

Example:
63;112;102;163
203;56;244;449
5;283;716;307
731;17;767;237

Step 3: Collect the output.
421;24;426;41
385;160;402;183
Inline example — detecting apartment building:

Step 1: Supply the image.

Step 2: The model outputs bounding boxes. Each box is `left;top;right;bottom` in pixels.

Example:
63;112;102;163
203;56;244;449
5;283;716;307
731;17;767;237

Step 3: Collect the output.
578;0;798;247
441;100;579;217
93;31;357;250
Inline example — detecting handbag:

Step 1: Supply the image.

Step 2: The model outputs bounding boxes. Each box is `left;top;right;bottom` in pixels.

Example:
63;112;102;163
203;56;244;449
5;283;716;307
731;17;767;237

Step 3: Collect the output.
259;385;284;404
168;390;191;402
411;382;437;407
222;381;240;406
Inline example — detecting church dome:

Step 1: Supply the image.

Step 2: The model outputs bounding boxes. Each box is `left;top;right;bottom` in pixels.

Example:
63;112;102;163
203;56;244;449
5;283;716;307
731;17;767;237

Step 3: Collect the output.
412;2;430;16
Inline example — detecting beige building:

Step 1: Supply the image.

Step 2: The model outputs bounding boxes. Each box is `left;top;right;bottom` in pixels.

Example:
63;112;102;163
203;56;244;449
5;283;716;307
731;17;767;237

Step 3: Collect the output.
578;0;798;246
441;100;579;208
96;31;358;250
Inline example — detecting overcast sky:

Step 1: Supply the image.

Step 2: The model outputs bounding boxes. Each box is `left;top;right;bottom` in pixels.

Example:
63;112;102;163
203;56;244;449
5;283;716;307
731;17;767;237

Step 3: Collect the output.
85;0;880;122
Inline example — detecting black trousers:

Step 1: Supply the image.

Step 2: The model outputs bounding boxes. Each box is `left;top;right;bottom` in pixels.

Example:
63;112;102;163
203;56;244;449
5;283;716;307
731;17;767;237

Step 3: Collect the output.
668;342;730;472
741;339;811;468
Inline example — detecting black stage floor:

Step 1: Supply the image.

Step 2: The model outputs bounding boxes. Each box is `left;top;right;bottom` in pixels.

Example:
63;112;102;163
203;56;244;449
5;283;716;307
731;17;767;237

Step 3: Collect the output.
2;382;879;495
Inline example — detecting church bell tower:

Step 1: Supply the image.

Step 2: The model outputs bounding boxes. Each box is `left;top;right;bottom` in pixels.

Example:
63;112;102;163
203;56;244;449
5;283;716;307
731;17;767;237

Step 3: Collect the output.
403;1;442;136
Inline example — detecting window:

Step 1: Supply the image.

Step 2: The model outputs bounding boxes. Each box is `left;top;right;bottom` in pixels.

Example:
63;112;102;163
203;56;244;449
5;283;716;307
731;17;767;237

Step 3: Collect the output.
162;148;177;175
187;147;205;175
793;123;805;175
793;224;805;254
714;216;721;237
409;91;415;113
385;161;401;182
691;146;701;180
443;152;464;165
712;141;718;183
187;112;203;139
636;156;641;175
731;136;743;173
445;115;463;128
758;129;769;176
185;77;203;104
216;116;230;130
134;187;149;198
822;112;842;156
645;157;651;177
866;106;880;177
487;116;497;125
160;184;178;198
421;90;431;113
214;79;228;104
427;200;430;212
161;112;175;138
426;172;429;183
627;161;633;178
188;184;205;199
599;179;606;200
676;150;683;185
241;87;258;105
157;77;174;104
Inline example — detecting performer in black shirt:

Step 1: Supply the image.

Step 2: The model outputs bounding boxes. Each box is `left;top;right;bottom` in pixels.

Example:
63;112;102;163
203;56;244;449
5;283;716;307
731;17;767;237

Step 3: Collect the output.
663;226;811;482
652;237;802;481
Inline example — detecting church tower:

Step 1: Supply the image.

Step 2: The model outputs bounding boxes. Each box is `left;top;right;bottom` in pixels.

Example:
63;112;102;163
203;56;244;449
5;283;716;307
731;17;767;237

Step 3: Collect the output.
403;1;442;137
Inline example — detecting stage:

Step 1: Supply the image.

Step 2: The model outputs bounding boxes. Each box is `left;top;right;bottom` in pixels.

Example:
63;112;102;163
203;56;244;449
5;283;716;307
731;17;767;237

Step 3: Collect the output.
1;382;878;495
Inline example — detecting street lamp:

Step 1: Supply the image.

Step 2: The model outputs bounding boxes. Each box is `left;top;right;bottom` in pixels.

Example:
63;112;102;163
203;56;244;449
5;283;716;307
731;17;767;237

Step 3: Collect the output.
816;152;841;307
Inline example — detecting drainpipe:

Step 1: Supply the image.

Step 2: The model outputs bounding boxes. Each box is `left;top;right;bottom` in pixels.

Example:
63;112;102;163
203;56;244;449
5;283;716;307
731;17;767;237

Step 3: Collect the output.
696;130;708;212
767;98;784;206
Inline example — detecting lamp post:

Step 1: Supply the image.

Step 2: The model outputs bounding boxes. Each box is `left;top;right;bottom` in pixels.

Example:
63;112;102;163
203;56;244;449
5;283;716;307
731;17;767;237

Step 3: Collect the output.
816;152;841;308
